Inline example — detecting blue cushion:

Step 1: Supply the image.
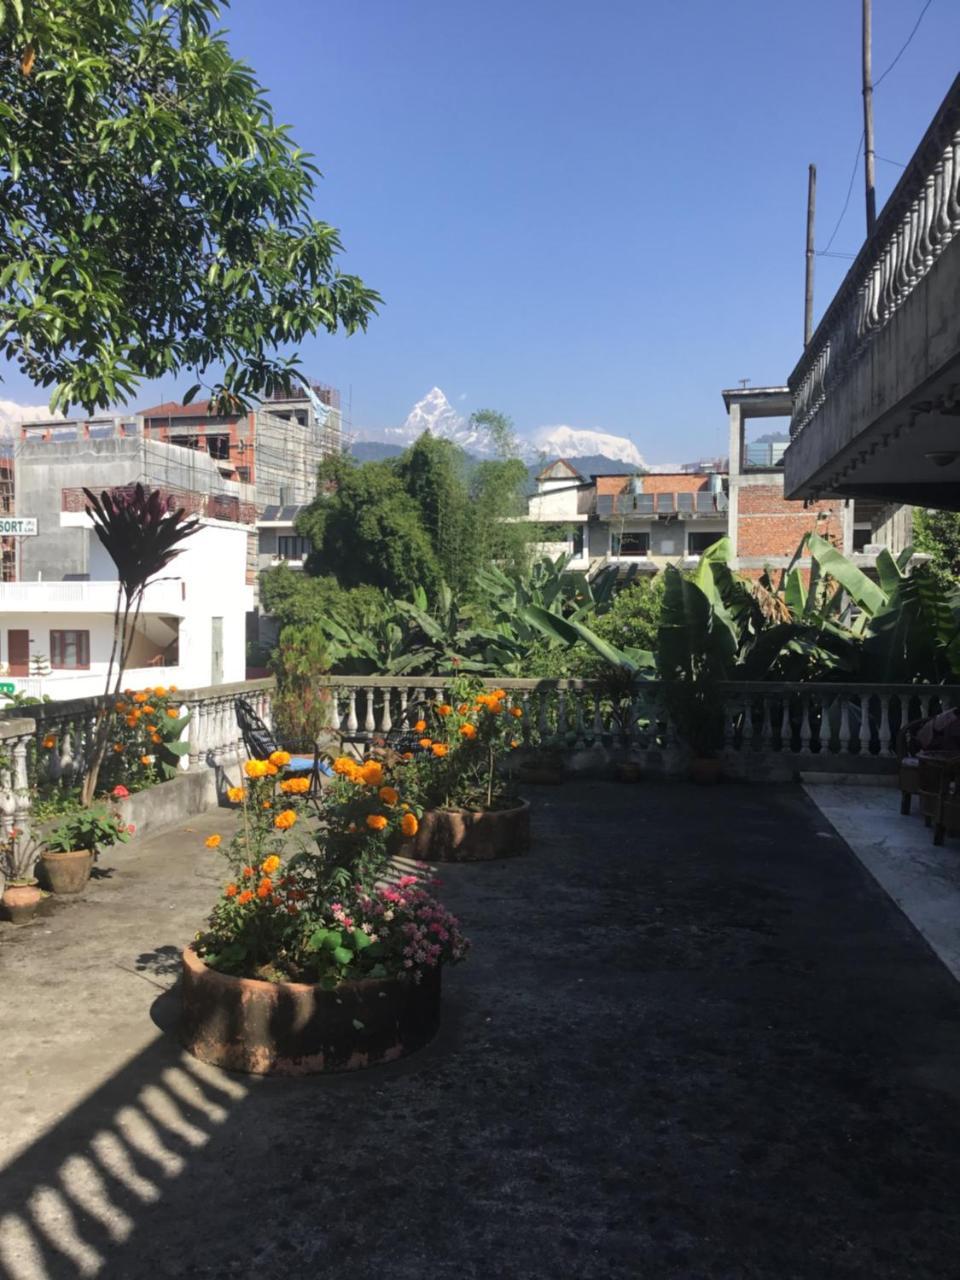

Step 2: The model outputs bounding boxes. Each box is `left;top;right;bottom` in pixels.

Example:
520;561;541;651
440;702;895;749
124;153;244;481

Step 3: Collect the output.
285;756;333;776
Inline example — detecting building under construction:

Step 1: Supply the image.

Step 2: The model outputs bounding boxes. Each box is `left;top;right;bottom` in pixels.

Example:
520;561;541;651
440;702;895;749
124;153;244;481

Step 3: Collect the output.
138;381;344;508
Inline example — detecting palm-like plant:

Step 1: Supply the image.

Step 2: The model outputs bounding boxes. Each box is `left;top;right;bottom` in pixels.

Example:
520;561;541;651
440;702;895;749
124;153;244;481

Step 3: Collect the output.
80;485;200;804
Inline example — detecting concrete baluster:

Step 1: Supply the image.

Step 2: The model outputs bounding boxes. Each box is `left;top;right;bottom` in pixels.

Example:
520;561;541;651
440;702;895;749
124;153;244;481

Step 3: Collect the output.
345;690;359;739
878;695;893;757
779;697;792;752
799;696;813;754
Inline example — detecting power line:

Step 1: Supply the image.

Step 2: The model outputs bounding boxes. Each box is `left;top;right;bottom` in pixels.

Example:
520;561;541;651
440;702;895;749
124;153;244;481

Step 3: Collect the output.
818;0;936;253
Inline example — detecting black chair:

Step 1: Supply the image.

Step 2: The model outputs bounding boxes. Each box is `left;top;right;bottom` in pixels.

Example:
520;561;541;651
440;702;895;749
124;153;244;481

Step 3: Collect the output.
234;696;334;782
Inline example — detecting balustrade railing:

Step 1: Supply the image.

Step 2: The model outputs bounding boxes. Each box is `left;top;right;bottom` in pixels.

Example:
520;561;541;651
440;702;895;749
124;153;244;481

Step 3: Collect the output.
0;718;35;849
790;74;960;440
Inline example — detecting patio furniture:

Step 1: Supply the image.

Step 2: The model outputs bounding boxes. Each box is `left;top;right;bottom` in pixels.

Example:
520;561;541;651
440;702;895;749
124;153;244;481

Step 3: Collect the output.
897;718;926;815
233;696;334;790
915;754;960;844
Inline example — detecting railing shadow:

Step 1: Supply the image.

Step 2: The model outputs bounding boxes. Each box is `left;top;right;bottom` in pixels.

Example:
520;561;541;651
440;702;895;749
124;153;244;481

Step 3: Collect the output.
0;992;254;1280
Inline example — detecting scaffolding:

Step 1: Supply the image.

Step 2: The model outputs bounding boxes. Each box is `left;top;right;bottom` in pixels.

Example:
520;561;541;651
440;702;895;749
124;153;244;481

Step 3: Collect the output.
1;437;14;582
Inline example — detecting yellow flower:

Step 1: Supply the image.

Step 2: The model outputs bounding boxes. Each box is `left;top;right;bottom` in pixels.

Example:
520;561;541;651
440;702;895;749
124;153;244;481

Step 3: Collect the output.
459;723;477;739
359;760;384;786
378;785;399;806
437;703;452;716
431;743;449;758
274;809;297;830
332;756;359;778
365;813;388;831
205;834;221;848
244;759;269;778
401;812;419;837
269;750;291;767
227;785;245;804
261;854;281;874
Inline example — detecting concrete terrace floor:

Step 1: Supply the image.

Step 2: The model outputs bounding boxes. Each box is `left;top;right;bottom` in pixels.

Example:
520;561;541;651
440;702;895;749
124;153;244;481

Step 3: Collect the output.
3;783;960;1279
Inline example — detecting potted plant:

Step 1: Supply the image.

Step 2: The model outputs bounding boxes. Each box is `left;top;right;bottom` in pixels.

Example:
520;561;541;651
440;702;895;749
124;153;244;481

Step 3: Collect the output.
1;828;44;924
661;677;725;784
397;678;531;861
40;806;134;894
183;753;468;1075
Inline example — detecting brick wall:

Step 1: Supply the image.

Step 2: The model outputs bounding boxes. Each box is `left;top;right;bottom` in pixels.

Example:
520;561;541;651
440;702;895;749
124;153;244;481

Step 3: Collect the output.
736;484;842;558
642;473;709;495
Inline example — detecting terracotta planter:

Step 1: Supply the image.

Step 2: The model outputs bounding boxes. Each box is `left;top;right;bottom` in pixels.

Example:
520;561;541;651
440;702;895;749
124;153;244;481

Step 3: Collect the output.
180;945;441;1075
689;757;723;785
612;761;643;783
2;881;41;924
516;761;565;786
403;800;530;862
39;848;95;895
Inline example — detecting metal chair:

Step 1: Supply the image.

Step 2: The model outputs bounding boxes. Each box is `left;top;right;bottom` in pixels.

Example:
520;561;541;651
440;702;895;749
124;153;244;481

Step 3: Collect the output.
233;696;334;791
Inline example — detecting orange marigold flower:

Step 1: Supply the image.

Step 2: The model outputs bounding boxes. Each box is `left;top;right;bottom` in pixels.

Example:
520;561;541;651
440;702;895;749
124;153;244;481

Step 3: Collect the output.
437;704;452;716
280;776;310;794
225;883;238;898
332;756;358;776
274;809;297;830
140;754;153;766
261;854;281;874
402;751;414;760
242;865;254;878
510;739;520;749
114;702;127;713
169;685;178;692
153;686;167;697
431;743;449;757
133;692;148;704
42;735;56;750
142;705;155;715
166;708;179;719
126;715;138;728
414;719;427;732
238;889;254;905
510;706;523;718
113;743;124;753
378;785;399;806
366;813;388;831
262;801;272;810
264;762;278;776
459;723;477;739
488;702;503;715
401;812;419;837
419;738;433;749
205;834;221;848
244;759;269;778
256;877;272;899
457;703;468;714
269;750;291;767
359;760;384;786
227;785;245;804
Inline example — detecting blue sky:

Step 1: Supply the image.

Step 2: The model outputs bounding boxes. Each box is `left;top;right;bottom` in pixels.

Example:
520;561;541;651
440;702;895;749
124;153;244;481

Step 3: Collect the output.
4;0;959;462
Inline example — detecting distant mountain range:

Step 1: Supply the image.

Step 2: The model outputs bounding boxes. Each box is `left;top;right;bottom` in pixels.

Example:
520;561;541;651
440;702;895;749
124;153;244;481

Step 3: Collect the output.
350;386;648;476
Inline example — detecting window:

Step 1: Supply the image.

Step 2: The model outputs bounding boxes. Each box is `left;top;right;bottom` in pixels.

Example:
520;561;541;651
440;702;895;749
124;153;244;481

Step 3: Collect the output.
206;433;231;460
611;530;649;556
50;629;90;669
852;526;873;552
277;535;311;561
571;526;584;558
687;531;724;556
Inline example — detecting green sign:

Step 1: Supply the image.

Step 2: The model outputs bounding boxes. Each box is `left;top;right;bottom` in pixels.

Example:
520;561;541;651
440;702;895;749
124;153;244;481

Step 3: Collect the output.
0;682;15;696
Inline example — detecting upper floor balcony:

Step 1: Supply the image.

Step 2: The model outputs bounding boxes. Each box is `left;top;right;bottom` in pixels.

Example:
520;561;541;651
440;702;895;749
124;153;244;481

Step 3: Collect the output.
785;74;960;510
595;490;727;519
0;578;188;616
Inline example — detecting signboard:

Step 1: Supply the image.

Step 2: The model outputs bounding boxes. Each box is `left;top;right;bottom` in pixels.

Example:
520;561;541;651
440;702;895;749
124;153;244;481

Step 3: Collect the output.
0;517;37;536
0;682;14;696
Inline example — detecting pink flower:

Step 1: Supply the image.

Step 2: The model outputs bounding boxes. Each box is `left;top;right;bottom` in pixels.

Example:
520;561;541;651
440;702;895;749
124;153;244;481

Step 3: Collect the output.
127;824;136;835
112;785;130;798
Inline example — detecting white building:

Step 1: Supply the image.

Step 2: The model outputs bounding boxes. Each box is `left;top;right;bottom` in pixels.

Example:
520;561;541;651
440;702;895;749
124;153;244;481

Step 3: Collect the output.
0;421;254;700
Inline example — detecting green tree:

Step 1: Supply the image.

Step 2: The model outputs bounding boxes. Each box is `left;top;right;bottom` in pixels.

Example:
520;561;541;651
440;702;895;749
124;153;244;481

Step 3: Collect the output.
296;455;442;598
914;509;960;591
0;0;378;412
394;434;474;594
258;565;384;633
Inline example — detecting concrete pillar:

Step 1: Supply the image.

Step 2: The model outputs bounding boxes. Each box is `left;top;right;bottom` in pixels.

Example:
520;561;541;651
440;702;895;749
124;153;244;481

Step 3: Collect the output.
727;402;742;560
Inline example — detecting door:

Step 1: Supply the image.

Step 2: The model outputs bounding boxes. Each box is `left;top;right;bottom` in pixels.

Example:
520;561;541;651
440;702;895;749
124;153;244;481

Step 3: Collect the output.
7;630;29;677
210;617;223;685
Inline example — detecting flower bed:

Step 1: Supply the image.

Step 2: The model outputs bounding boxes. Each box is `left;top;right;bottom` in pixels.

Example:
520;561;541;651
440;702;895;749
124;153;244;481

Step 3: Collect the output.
187;750;468;1072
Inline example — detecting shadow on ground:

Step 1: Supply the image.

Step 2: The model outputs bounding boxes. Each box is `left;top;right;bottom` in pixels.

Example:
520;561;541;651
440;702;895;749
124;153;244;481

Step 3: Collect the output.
3;781;960;1279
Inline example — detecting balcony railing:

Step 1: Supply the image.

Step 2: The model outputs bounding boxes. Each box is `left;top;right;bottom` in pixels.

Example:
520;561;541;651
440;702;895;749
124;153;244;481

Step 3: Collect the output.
790;74;960;442
0;578;187;614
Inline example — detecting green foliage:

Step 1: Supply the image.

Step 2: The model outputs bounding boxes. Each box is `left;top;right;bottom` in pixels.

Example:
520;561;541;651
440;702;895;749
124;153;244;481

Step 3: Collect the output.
914;509;960;590
45;805;132;854
270;626;332;748
297;454;443;598
0;0;378;412
394;435;475;595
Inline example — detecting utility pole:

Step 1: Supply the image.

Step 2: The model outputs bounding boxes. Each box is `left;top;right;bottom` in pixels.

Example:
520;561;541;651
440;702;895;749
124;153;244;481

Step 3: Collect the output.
804;163;817;346
862;0;877;235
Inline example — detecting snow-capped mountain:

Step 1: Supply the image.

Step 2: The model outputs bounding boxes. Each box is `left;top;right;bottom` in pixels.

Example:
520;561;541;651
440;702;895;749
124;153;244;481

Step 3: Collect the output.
0;398;61;437
356;387;648;468
529;425;645;468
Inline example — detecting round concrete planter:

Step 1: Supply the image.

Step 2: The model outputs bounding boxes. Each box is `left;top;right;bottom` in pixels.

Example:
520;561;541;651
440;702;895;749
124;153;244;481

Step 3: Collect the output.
1;881;41;924
402;800;530;862
180;945;442;1075
39;848;95;895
